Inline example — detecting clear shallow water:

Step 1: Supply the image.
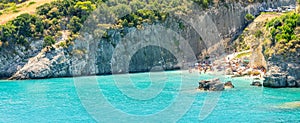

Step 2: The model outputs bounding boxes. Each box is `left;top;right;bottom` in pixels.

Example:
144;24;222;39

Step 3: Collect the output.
0;71;299;122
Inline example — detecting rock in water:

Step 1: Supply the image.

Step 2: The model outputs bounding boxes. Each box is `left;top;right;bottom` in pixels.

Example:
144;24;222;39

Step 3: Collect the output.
263;57;300;88
263;73;288;88
198;78;225;91
287;76;297;87
224;81;235;88
211;83;225;91
251;81;262;86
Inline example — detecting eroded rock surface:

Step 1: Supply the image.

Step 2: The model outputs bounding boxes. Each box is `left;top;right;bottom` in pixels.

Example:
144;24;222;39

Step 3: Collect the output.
198;78;227;91
263;57;300;88
4;1;296;80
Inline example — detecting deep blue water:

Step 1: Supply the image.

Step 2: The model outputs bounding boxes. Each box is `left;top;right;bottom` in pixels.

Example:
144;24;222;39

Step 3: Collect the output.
0;71;299;122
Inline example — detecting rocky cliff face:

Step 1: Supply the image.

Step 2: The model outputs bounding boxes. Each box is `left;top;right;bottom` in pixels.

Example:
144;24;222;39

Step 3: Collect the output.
6;0;296;80
9;46;72;79
226;3;299;88
261;3;300;88
0;39;44;79
263;56;300;88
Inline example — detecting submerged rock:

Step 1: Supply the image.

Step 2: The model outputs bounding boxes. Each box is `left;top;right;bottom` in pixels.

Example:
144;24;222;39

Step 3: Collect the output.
277;101;300;109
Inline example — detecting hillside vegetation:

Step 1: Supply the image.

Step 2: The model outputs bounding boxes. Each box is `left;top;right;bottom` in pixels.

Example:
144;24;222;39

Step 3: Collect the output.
0;0;56;25
231;11;300;69
0;0;28;11
233;12;300;58
264;12;300;59
0;0;267;53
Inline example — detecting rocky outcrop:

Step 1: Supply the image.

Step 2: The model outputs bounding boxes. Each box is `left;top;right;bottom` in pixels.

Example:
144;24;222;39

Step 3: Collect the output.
251;81;262;86
263;56;300;88
198;78;225;91
264;73;300;88
198;79;234;91
9;46;72;79
224;81;235;88
0;39;44;79
4;0;296;80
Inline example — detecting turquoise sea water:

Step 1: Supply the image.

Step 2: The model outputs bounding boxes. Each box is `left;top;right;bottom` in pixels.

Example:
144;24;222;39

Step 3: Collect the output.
0;71;299;122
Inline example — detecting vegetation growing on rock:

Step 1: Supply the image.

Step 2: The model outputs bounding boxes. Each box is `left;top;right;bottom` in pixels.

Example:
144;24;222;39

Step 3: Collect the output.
0;0;267;52
0;0;291;80
192;0;214;9
264;12;300;58
43;35;55;47
245;13;255;21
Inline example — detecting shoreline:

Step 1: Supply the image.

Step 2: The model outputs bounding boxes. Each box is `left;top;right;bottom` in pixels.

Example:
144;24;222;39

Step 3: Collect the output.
0;68;264;83
2;50;264;81
1;68;186;81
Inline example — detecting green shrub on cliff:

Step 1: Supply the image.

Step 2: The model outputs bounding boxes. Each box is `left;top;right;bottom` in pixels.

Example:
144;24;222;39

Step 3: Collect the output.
264;12;300;57
0;13;43;47
0;0;263;52
192;0;213;9
0;0;100;50
255;30;263;38
67;16;82;33
1;0;172;50
245;13;255;21
43;36;55;47
0;0;28;11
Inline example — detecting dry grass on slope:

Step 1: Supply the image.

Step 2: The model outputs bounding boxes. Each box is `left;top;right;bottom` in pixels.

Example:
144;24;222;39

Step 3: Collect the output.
0;0;56;25
233;13;284;68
